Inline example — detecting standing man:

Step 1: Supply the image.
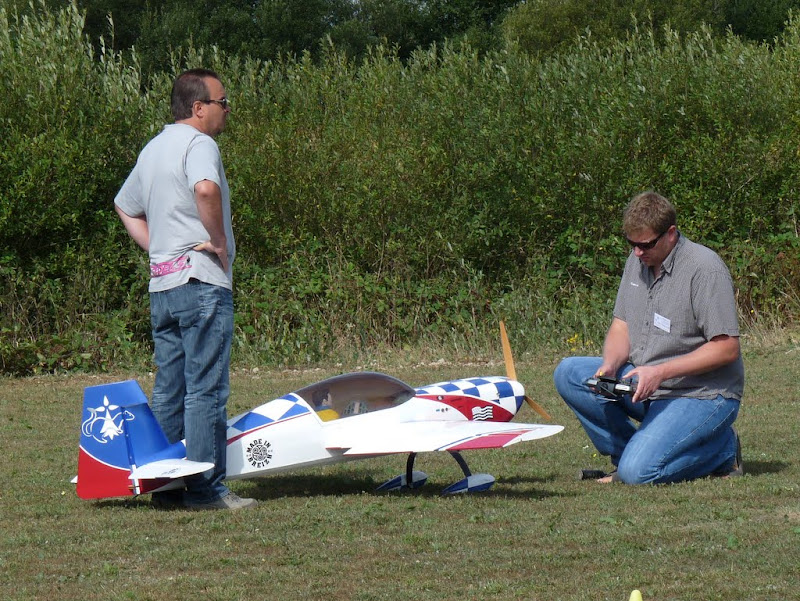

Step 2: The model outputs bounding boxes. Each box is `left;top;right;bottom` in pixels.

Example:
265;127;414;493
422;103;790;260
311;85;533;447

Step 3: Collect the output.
115;68;256;510
554;191;744;484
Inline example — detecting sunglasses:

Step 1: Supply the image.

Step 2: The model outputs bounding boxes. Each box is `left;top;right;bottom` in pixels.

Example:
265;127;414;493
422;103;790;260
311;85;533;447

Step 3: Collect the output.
625;229;666;251
203;97;230;110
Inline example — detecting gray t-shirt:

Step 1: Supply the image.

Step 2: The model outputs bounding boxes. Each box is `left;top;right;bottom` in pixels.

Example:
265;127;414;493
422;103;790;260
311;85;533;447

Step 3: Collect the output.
114;123;234;292
613;234;744;400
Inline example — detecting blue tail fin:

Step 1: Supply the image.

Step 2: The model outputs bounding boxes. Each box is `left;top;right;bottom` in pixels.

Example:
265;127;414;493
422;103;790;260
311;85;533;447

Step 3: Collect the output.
77;380;204;499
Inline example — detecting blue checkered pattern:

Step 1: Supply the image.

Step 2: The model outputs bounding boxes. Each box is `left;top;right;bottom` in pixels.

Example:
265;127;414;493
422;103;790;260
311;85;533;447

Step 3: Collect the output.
229;393;310;436
415;376;520;409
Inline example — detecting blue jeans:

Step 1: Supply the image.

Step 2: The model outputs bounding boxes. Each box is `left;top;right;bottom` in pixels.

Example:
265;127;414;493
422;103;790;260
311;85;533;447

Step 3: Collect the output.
150;280;233;504
553;356;740;484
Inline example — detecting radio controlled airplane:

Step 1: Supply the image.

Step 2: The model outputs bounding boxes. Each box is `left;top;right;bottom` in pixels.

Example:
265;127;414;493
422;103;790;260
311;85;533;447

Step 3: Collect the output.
75;323;563;499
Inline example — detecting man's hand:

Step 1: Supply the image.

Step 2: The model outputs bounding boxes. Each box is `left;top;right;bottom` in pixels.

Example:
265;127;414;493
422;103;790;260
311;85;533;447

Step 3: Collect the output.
623;335;740;403
193;241;229;273
622;364;666;403
593;366;615;379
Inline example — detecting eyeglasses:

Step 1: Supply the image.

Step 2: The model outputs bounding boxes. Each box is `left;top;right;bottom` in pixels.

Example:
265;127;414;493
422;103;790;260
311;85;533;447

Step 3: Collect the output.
203;97;230;110
625;230;666;251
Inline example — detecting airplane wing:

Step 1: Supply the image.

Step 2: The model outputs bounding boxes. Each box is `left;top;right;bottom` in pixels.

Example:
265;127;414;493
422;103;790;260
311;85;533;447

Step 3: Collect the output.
325;421;564;456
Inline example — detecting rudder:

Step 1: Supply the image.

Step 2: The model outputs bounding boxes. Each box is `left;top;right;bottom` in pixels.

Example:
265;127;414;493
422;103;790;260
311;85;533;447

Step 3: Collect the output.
77;380;168;499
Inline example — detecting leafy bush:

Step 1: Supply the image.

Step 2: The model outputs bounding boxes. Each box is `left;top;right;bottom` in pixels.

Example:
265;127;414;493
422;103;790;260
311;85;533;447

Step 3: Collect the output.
1;3;798;374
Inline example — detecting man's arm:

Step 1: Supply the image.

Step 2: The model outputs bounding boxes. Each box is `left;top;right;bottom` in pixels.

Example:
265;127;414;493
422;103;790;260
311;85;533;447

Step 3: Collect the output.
192;179;229;273
115;205;149;251
624;334;740;403
596;317;631;378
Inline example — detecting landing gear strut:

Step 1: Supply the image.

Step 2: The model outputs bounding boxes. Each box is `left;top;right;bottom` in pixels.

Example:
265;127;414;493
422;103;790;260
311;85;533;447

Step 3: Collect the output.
376;451;496;494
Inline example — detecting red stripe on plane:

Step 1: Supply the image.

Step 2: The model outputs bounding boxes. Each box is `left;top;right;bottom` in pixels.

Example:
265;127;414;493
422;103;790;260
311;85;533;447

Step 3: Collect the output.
416;394;515;422
443;430;528;451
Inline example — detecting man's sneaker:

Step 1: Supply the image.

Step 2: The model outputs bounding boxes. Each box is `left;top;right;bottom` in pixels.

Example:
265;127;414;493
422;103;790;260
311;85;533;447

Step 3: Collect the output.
185;492;258;511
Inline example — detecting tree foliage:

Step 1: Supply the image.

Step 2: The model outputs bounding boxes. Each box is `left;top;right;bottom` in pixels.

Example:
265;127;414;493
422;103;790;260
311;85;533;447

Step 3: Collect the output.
502;0;800;56
7;0;800;75
1;2;799;374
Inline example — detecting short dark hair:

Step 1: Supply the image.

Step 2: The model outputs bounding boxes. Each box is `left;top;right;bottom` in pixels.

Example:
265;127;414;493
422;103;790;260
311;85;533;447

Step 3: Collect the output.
623;191;676;236
170;68;221;121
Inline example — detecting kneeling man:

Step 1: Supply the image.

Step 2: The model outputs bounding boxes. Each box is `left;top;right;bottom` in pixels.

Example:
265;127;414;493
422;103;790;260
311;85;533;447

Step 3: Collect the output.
554;191;744;484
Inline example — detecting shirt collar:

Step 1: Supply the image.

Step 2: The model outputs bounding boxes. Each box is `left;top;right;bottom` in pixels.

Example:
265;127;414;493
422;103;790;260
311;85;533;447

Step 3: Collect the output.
659;231;683;276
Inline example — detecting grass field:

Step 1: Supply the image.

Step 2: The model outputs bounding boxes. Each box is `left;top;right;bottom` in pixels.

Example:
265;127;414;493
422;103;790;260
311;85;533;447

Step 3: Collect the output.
1;334;798;601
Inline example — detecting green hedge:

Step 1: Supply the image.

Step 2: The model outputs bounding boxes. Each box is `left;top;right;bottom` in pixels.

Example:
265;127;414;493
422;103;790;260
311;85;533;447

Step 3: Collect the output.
1;3;798;374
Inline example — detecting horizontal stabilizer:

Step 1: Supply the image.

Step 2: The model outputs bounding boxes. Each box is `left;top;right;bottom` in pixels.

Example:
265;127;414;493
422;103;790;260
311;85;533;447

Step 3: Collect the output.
130;458;214;480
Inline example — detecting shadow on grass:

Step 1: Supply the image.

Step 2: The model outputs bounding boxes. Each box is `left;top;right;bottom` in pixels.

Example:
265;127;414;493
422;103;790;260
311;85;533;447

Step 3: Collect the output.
85;461;783;510
243;472;568;501
236;458;788;500
84;473;568;511
741;459;789;476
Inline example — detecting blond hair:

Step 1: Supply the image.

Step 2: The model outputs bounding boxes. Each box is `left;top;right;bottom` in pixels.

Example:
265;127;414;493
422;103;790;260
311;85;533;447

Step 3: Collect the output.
622;191;676;236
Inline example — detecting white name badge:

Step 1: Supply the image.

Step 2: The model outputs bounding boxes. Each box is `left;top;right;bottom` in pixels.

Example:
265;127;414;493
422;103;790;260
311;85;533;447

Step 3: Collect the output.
654;312;671;333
